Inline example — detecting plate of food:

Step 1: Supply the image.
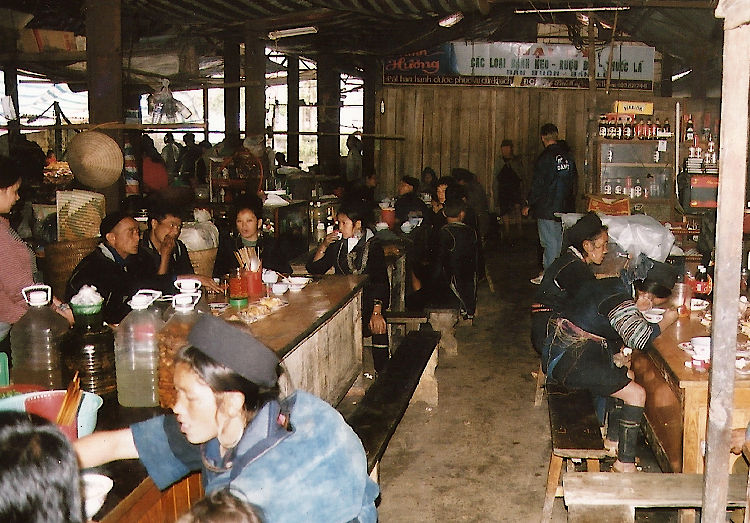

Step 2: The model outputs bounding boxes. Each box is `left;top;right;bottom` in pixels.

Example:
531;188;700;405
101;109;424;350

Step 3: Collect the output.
691;298;709;311
678;341;693;353
642;309;664;323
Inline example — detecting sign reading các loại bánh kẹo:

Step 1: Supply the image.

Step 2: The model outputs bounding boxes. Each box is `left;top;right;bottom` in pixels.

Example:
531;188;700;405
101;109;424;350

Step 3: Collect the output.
383;42;655;90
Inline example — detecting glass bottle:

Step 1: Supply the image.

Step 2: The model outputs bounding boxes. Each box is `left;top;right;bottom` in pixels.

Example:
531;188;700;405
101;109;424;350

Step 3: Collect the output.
62;303;116;398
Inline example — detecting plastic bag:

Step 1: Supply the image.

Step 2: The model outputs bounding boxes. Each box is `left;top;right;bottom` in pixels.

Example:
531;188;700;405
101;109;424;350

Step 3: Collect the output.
147;79;192;124
178;221;219;251
560;213;675;262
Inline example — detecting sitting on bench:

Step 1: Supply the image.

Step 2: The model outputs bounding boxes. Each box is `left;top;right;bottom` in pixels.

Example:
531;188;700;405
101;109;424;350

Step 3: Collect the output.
543;384;609;522
345;330;441;480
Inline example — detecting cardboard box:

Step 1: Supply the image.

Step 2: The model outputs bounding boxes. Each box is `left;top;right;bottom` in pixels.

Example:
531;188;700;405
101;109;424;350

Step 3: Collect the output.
18;29;77;53
689;175;718;208
613;101;654;115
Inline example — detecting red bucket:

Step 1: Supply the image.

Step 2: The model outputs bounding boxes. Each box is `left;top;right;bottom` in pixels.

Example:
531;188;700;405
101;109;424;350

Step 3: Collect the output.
24;390;78;441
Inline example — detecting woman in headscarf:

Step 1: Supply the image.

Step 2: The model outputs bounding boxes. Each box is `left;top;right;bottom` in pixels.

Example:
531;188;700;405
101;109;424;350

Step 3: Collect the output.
75;315;378;522
543;255;678;472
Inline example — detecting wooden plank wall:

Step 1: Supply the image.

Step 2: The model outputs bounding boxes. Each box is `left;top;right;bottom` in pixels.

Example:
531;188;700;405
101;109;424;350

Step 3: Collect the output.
374;86;720;213
374;86;590;209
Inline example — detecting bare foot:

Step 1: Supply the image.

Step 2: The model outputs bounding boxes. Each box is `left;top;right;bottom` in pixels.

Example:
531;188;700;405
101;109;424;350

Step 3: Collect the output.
612;460;637;473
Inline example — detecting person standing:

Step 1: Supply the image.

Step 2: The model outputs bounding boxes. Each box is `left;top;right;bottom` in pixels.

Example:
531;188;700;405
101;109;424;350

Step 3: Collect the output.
493;139;524;217
161;132;181;184
523;123;577;283
176;132;202;187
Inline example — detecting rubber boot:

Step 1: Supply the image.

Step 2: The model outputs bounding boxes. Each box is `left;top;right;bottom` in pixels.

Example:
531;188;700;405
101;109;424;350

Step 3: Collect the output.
606;398;624;443
617;404;644;464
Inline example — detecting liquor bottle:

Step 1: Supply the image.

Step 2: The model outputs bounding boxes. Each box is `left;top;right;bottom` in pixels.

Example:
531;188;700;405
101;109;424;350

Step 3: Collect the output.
694;265;711;301
598;115;608;137
663;118;671;135
653;118;661;139
685;114;695;142
607;118;617;139
614;178;623;195
645;118;653;140
633;178;643;199
636;119;645;139
615;117;623;140
603;179;612;195
623;117;633;140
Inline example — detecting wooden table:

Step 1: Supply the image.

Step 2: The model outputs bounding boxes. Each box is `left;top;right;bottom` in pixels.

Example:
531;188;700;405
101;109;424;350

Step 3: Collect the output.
96;274;366;522
632;312;750;474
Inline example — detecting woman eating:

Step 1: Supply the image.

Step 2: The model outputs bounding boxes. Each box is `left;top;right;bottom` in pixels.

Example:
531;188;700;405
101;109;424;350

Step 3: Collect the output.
306;201;390;372
543;255;678;472
75;314;378;522
213;194;292;277
531;212;608;354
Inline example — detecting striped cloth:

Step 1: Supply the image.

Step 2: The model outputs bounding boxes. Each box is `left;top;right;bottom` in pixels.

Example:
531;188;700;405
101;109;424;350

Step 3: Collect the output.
0;217;36;324
607;299;655;351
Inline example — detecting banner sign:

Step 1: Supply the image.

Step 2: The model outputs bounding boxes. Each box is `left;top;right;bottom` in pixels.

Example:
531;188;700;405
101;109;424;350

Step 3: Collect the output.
383;42;655;90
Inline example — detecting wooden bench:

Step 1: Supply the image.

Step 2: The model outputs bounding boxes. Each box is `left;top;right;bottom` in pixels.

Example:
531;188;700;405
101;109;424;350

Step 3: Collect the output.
563;472;748;522
344;330;441;481
543;385;609;522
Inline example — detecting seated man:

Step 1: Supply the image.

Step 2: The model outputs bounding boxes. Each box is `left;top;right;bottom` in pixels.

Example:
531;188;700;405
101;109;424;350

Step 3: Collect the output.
394;175;430;226
65;211;141;324
129;201;219;295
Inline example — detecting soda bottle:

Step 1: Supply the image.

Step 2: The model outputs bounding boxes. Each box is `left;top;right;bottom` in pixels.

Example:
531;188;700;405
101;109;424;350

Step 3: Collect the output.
694;265;711;301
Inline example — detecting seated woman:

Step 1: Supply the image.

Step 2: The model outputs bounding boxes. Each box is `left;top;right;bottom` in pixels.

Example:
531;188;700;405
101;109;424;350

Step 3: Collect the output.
75;315;378;522
531;212;608;354
543;255;679;472
306;201;390;372
0;411;85;523
213;194;292;277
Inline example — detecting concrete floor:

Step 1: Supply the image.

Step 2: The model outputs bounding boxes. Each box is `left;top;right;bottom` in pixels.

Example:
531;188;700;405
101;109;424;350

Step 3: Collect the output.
373;226;680;523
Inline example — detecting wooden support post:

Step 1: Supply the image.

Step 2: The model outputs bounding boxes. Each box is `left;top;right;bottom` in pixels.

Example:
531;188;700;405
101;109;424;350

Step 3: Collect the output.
362;57;378;176
223;35;241;150
316;54;341;176
244;27;266;138
85;0;122;212
702;19;750;522
286;55;300;166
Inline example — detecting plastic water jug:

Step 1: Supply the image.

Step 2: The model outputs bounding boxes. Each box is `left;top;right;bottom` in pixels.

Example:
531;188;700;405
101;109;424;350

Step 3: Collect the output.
115;290;164;407
10;285;69;388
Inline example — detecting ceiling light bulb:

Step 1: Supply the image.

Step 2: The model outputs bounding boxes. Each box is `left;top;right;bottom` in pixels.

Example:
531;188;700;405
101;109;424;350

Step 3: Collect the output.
438;12;463;27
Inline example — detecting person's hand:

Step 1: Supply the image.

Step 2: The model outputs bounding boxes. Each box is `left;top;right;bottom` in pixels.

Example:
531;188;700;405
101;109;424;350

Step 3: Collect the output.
658;309;679;330
159;235;177;259
613;349;631;368
178;274;222;293
321;231;340;248
521;206;530;217
369;310;386;335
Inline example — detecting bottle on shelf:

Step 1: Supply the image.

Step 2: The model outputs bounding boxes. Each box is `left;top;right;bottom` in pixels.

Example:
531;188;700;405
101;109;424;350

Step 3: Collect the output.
663;118;671;136
598;115;608;137
613;178;623;195
653;118;660;139
645;118;653;140
623;116;634;140
685;114;695;142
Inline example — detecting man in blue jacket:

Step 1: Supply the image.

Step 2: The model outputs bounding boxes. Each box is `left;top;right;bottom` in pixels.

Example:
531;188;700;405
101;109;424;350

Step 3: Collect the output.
523;123;577;283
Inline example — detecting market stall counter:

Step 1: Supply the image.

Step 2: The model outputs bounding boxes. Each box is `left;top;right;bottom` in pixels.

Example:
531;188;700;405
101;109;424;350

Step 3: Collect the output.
92;274;367;522
632;310;750;474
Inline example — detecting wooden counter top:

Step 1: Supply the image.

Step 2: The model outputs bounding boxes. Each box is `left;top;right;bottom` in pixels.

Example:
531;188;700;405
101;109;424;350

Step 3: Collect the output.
650;311;750;389
238;274;366;359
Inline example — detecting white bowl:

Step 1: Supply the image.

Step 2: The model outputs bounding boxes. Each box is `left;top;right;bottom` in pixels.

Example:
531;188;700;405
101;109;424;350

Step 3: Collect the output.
262;270;279;284
286;276;311;286
400;222;414;233
691;298;709;311
272;282;288;295
643;312;663;323
82;473;113;519
375;222;389;231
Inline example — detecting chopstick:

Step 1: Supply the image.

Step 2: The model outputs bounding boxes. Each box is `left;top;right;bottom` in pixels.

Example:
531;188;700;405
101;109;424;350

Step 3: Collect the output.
56;372;82;426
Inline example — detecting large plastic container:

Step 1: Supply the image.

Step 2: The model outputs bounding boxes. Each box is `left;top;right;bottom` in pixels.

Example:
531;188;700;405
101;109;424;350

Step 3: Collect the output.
158;293;201;408
10;285;70;389
115;290;164;407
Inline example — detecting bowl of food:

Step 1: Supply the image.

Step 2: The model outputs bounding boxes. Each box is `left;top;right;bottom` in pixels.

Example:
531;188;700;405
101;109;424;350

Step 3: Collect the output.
691;298;710;311
82;473;114;519
272;282;288;295
642;310;664;323
286;276;311;292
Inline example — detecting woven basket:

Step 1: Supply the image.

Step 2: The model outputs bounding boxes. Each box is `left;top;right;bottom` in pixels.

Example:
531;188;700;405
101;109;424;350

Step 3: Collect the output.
188;248;218;278
42;237;99;298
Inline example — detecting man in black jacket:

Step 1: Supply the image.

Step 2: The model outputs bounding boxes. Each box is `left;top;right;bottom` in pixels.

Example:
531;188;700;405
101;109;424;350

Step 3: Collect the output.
523;123;577;280
65;212;141;324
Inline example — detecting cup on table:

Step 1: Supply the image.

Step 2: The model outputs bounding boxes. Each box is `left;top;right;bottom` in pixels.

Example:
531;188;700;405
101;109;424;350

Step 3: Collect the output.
691;336;711;361
672;282;692;317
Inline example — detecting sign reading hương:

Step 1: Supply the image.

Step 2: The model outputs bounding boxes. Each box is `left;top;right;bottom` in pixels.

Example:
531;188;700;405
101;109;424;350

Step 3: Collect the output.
383;42;655;90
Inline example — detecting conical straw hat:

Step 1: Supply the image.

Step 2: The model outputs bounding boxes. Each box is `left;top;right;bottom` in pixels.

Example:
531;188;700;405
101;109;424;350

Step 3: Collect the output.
67;131;123;189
